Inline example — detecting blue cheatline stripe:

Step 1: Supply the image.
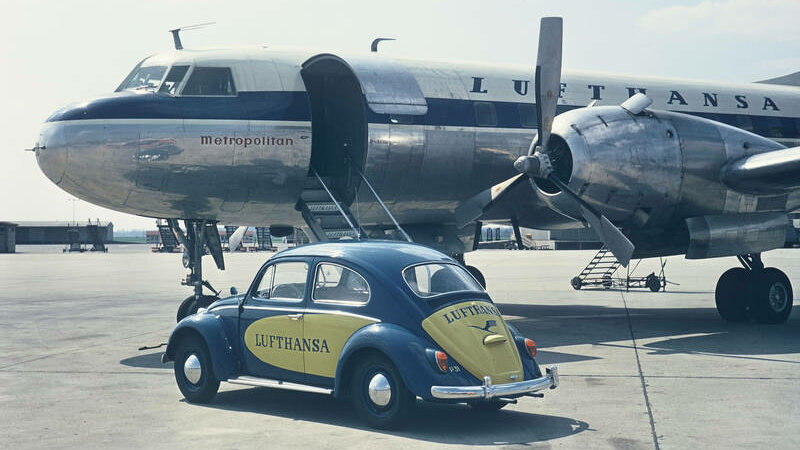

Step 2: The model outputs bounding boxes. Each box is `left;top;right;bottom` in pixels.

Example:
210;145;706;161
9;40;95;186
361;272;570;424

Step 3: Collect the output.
47;90;800;140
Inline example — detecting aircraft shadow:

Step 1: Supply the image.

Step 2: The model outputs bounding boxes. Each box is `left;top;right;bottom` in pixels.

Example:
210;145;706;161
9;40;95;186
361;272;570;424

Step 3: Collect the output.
197;387;589;445
497;302;800;359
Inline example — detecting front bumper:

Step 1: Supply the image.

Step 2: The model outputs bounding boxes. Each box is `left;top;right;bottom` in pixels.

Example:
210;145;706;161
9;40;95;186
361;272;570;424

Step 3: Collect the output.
430;365;559;400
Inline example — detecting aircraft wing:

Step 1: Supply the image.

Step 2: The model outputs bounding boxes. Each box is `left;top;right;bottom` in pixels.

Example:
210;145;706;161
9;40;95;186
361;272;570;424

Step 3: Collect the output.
721;146;800;195
455;174;578;230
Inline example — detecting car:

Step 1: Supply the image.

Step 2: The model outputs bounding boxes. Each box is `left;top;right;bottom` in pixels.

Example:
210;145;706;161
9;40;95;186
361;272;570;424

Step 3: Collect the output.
162;240;558;429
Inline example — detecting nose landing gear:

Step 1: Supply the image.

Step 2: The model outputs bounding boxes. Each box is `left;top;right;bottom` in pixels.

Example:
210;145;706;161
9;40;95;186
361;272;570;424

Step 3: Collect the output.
715;253;793;324
169;219;223;322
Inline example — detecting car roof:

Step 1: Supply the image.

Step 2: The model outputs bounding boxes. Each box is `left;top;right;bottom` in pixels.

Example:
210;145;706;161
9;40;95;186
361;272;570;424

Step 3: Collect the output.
273;240;453;273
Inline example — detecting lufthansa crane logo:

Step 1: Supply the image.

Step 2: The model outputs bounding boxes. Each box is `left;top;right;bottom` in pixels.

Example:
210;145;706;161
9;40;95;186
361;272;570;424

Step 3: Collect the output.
468;320;497;334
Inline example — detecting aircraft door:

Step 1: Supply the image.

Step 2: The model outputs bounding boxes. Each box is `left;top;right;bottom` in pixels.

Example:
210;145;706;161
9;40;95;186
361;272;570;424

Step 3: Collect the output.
301;54;428;205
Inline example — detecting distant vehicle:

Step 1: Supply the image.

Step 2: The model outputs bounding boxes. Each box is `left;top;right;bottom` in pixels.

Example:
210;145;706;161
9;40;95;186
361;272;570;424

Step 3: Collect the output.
162;241;558;429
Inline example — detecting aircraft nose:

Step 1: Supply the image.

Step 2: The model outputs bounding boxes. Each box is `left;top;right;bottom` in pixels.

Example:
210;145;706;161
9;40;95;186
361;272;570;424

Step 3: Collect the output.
35;121;69;186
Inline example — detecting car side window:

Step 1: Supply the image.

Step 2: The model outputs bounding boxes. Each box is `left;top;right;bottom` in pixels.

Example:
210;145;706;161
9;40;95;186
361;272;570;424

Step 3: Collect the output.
269;262;309;302
253;265;275;300
312;263;370;305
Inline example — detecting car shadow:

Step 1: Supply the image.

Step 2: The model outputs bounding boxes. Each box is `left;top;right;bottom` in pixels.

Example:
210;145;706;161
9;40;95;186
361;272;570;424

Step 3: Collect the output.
198;387;589;445
120;352;172;369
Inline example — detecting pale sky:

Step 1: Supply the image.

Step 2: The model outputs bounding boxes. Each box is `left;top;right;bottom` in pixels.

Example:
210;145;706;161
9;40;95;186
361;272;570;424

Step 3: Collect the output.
1;0;798;230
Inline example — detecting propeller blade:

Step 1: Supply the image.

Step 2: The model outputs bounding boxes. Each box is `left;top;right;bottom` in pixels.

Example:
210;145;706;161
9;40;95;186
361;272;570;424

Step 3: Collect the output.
228;226;248;252
548;175;634;267
534;17;563;151
455;174;527;228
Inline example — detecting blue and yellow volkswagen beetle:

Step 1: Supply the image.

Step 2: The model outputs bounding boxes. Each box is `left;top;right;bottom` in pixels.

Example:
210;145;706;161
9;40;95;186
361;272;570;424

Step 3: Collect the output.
163;241;558;428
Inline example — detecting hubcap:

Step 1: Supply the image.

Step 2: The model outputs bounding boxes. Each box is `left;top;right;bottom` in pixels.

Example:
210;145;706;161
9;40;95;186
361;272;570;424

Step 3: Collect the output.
367;373;392;407
768;283;789;312
184;354;202;385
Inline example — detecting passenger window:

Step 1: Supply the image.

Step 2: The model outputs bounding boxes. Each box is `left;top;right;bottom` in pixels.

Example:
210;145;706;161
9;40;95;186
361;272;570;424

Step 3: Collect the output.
313;263;370;305
159;65;190;95
181;67;237;96
270;262;308;301
474;102;497;127
736;115;754;132
519;104;537;128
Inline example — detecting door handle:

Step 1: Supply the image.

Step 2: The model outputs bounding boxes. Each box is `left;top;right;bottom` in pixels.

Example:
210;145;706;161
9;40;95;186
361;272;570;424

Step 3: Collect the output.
287;313;304;320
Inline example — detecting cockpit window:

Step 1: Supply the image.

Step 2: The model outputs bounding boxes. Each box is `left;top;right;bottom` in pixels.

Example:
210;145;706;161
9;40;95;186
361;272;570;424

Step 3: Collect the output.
181;67;236;96
118;65;168;91
403;263;484;298
158;65;190;95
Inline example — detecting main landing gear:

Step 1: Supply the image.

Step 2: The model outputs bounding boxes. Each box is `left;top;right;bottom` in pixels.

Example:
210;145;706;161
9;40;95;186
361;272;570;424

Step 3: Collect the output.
169;219;225;322
715;253;793;324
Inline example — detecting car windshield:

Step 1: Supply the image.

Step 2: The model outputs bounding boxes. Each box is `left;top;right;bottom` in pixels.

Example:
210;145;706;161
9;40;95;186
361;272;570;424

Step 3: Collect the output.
118;64;168;91
403;263;484;298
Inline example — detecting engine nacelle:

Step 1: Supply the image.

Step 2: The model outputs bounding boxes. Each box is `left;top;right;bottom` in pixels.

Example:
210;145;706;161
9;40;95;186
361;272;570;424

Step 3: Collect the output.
535;105;785;230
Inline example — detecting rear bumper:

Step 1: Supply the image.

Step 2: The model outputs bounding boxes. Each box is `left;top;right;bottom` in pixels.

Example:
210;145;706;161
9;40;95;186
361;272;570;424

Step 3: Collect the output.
430;365;559;400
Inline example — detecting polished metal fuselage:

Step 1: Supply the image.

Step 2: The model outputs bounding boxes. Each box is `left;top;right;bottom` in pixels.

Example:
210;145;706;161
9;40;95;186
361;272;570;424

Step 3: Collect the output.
35;47;800;257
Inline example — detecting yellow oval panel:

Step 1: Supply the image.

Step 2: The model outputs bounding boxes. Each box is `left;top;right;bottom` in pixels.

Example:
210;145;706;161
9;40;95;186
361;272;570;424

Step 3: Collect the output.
422;301;523;384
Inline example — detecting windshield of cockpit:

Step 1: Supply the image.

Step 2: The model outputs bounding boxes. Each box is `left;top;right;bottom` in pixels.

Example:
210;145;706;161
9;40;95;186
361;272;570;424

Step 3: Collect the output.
116;60;168;92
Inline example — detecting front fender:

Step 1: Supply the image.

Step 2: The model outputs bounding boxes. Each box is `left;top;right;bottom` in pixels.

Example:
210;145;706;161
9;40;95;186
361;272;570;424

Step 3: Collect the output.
335;323;480;400
164;313;238;381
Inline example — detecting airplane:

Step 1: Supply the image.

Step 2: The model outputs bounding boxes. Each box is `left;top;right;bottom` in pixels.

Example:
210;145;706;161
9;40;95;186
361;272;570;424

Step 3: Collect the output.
33;18;800;323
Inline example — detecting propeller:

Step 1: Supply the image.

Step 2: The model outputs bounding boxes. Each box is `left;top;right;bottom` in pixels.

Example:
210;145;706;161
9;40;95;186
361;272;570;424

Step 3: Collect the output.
513;17;635;267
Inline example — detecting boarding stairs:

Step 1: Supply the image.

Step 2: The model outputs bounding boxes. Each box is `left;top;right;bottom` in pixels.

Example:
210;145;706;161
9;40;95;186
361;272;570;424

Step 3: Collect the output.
255;227;273;250
571;247;621;289
86;224;107;252
297;168;411;243
157;221;180;252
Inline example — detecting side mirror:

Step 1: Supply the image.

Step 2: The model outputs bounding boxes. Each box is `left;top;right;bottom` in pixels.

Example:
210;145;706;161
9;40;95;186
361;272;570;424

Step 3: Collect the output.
230;286;238;296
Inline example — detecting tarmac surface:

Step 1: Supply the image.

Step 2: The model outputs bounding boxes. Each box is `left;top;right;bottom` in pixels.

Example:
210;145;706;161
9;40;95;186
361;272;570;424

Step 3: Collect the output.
1;245;798;449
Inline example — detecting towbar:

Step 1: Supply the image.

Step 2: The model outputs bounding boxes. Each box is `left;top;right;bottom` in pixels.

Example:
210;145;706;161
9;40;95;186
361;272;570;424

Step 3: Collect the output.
430;365;559;400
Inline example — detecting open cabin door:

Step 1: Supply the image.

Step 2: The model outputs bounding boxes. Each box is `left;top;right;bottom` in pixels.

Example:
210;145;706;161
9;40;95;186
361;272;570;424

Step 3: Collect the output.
300;53;428;204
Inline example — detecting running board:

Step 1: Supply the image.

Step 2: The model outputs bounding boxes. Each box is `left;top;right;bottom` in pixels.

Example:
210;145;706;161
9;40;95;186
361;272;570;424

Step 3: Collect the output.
226;376;333;395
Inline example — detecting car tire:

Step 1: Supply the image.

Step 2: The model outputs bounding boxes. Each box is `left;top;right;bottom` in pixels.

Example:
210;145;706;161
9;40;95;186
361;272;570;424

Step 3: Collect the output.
715;268;751;322
351;354;414;429
753;268;793;324
468;400;507;412
174;335;219;404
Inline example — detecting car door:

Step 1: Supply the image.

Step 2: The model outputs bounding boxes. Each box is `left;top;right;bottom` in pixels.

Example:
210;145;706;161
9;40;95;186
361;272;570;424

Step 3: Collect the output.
303;261;379;385
239;258;310;383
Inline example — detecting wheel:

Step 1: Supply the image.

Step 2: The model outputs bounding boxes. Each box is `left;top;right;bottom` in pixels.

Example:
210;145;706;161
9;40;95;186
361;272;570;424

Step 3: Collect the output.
468;400;507;412
176;296;196;322
753;268;793;324
350;354;414;429
173;335;219;403
466;265;487;289
715;268;751;322
602;274;612;289
571;276;582;290
176;295;219;322
646;273;660;292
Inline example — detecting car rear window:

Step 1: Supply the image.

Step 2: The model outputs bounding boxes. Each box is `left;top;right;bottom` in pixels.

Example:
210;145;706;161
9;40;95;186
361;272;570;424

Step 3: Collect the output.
403;263;484;298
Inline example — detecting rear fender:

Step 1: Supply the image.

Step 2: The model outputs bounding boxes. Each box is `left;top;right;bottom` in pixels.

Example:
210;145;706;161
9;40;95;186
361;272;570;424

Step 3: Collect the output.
334;323;479;400
164;313;238;380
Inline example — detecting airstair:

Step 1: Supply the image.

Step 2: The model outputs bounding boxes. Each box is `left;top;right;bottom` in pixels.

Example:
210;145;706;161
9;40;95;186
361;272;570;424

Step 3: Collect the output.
255;227;273;250
571;247;621;289
86;223;107;252
157;220;180;252
297;168;411;243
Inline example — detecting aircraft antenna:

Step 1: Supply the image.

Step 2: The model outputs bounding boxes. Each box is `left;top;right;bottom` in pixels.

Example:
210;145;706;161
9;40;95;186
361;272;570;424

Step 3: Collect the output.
370;38;396;53
168;22;216;50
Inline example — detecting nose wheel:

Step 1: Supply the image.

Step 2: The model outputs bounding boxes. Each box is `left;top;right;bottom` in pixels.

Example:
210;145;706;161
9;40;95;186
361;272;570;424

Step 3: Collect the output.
168;219;223;322
714;254;793;324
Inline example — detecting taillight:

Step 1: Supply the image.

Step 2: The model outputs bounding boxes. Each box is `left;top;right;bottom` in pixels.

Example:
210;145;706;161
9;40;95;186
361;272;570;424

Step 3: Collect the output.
524;338;537;358
435;350;448;373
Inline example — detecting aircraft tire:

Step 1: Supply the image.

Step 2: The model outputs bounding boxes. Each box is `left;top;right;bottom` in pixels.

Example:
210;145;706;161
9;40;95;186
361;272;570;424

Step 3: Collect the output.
176;295;220;322
571;277;582;290
753;268;793;324
715;268;751;322
466;265;487;288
